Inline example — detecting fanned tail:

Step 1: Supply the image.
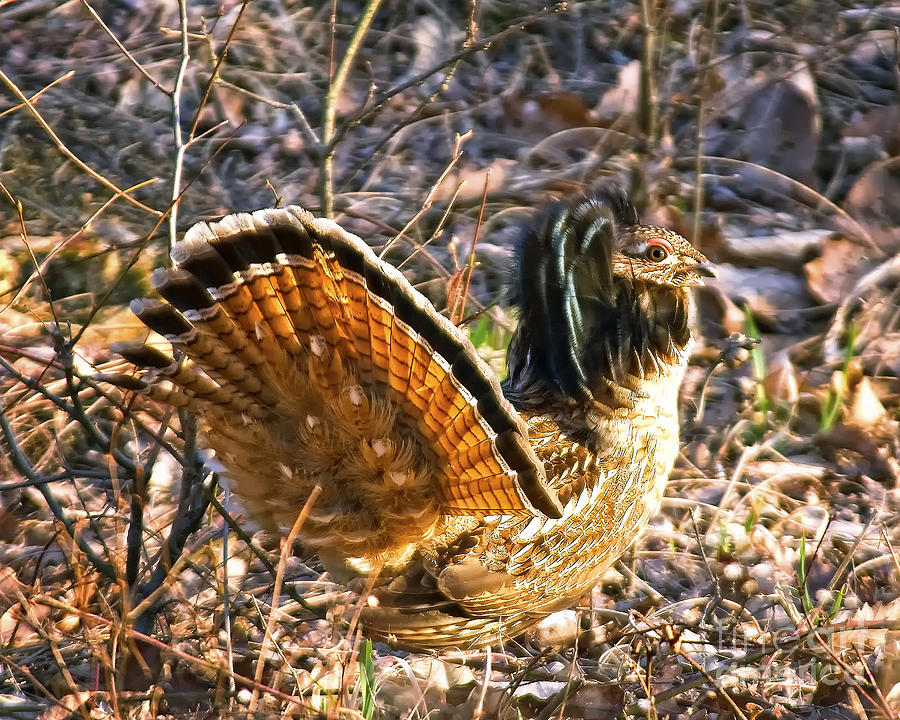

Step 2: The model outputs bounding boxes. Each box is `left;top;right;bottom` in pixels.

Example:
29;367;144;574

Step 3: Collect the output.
106;207;561;564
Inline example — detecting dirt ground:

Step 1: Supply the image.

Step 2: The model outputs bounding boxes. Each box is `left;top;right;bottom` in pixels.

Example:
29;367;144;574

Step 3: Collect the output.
2;1;900;718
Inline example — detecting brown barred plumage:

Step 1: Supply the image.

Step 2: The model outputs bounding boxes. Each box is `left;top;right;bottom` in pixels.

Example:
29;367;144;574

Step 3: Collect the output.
106;188;713;649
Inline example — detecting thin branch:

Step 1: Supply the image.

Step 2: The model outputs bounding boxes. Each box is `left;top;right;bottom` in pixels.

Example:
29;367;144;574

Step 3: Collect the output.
450;166;490;326
133;419;211;631
205;487;326;617
0;400;119;581
81;0;167;92
691;0;720;245
0;185;59;328
188;0;252;140
214;77;320;146
0;70;74;119
319;0;384;216
0;68;161;216
169;0;191;250
331;3;567;150
37;596;316;710
71;122;242;345
682;156;880;253
379;129;472;259
0;177;158;315
336;1;478;196
248;484;322;715
638;0;658;140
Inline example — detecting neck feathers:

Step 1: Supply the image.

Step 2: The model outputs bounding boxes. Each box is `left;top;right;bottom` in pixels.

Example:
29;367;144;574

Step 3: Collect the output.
583;279;691;385
503;188;693;409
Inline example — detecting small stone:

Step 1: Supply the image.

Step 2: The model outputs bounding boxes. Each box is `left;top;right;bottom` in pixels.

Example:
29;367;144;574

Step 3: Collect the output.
530;610;579;646
722;562;745;583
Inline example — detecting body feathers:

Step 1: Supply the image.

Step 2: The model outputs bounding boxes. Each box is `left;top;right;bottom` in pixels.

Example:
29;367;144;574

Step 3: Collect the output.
108;188;710;648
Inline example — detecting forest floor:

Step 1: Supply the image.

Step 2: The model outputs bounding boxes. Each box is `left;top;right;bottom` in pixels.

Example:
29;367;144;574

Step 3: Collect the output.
2;1;900;718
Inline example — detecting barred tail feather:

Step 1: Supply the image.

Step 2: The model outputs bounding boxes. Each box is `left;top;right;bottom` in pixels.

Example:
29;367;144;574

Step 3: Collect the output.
107;206;561;563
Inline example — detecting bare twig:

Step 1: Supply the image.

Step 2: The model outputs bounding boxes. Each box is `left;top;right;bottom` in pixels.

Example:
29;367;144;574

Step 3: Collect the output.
205;488;326;617
319;0;384;216
188;0;251;140
0;398;119;581
683;156;880;253
168;0;191;249
450;166;490;326
0;177;158;314
638;0;658;140
473;646;492;718
81;0;166;92
214;77;321;145
71;121;242;346
336;1;479;196
0;185;59;327
249;484;322;715
0;70;74;119
37;596;317;710
333;3;567;149
691;0;720;245
674;642;750;720
379;129;471;259
0;68;161;216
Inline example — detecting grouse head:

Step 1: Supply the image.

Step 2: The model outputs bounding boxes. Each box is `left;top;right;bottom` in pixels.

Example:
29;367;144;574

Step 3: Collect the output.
611;224;713;289
504;186;713;405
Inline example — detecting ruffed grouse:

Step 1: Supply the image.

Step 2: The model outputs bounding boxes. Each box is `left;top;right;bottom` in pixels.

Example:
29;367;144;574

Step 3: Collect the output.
108;186;712;649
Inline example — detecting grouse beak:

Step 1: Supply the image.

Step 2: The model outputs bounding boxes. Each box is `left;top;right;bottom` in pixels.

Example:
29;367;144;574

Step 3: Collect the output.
678;259;716;286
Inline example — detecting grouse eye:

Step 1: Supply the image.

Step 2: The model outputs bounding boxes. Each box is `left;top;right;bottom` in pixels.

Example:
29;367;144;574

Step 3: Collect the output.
646;245;668;262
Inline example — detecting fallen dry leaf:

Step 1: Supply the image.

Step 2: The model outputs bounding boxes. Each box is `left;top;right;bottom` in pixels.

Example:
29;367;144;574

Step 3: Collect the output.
705;59;820;185
763;352;799;406
804;235;873;304
845;156;900;250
